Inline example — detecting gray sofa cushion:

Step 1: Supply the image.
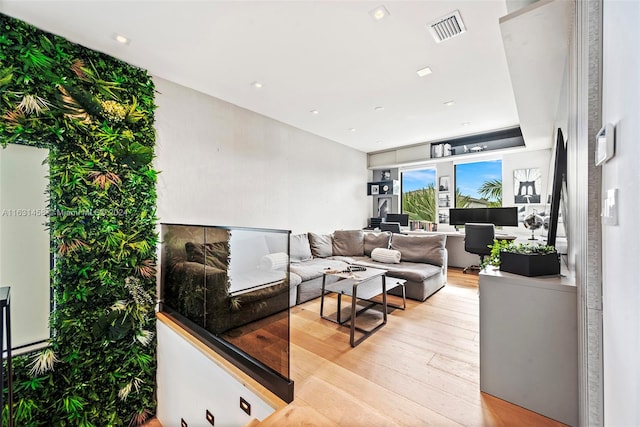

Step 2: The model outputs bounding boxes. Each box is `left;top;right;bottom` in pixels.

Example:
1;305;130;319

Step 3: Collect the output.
364;231;391;256
308;232;333;258
290;233;313;262
332;230;364;256
390;234;446;266
289;258;350;281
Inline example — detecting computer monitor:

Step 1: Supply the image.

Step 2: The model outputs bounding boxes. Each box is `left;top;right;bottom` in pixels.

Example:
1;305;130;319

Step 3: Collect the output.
380;222;402;233
448;207;518;226
385;213;409;227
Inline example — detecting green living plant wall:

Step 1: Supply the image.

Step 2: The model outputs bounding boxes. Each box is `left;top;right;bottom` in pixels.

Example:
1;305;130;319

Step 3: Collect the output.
0;14;158;426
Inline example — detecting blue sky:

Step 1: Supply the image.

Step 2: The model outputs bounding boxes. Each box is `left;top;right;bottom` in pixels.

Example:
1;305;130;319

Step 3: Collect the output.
402;168;436;192
455;160;502;200
402;160;502;200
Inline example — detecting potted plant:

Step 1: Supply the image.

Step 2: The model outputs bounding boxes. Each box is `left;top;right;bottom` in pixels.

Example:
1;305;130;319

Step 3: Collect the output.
482;240;560;277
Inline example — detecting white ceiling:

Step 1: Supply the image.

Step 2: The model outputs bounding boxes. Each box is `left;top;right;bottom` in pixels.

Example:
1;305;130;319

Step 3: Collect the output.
0;1;528;153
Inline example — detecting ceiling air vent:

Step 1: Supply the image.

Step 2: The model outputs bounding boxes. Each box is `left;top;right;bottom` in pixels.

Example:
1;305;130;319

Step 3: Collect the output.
428;10;467;43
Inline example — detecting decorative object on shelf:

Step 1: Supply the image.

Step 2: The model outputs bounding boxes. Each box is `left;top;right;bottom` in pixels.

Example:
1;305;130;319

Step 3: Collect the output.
431;143;452;157
513;168;541;203
367;180;399;195
523;210;545;240
438;176;450;191
432;143;444;158
429;127;524;158
381;169;391;180
484;241;560;277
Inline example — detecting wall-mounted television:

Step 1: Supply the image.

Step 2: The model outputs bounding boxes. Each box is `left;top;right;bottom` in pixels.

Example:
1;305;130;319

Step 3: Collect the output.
449;207;519;226
385;213;409;227
547;128;567;247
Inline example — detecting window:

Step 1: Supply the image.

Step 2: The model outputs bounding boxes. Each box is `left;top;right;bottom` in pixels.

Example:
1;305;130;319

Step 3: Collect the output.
454;160;503;207
401;168;436;222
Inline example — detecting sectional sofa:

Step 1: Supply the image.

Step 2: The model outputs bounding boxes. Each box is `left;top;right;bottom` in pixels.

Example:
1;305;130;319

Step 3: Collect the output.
288;230;447;305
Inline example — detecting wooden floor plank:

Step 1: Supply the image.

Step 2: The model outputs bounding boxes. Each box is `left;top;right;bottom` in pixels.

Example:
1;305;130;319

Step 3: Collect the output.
282;268;565;427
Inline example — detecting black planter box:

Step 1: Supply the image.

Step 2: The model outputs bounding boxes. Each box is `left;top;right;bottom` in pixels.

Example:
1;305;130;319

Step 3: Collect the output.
500;251;560;277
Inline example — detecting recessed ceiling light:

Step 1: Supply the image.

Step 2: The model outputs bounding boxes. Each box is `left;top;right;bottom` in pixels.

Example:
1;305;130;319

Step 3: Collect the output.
349;128;357;132
113;33;130;45
369;5;390;21
310;109;319;115
444;100;455;107
374;106;385;111
416;66;432;77
251;81;263;89
462;122;471;126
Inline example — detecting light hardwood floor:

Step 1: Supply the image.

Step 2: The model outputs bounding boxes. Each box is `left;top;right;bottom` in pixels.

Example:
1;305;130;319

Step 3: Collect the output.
260;268;565;426
147;268;565;426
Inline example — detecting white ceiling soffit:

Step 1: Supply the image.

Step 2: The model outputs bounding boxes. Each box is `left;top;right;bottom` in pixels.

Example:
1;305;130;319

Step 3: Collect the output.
500;0;574;150
0;1;521;154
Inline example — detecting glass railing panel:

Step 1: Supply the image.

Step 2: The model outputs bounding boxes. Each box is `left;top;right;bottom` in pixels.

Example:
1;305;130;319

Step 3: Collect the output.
160;223;292;401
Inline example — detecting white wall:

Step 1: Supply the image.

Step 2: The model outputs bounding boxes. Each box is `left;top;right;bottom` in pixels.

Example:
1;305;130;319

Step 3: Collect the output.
601;1;640;425
0;144;50;349
153;77;369;235
156;321;276;425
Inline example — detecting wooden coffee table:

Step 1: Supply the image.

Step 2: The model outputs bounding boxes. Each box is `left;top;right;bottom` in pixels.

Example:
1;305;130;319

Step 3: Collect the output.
319;266;388;347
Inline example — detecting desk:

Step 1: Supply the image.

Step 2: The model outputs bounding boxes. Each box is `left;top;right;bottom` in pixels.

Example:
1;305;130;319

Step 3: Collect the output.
404;230;517;268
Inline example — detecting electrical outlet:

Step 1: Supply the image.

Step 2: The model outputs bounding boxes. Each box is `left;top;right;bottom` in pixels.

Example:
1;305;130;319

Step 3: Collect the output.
240;397;251;416
181;418;187;427
205;409;215;425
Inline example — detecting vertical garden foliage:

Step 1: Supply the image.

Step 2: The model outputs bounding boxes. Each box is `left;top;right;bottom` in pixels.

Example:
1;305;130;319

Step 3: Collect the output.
0;14;157;426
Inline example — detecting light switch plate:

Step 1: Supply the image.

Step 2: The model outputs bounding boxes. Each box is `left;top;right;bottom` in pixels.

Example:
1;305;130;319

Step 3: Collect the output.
601;188;618;225
595;123;615;166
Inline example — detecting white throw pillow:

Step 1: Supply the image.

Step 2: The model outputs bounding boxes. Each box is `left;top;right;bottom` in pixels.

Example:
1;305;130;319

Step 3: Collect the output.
371;248;402;264
259;252;289;271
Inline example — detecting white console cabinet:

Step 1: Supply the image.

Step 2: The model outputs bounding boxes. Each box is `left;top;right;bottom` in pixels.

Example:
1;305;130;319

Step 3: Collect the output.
479;268;577;426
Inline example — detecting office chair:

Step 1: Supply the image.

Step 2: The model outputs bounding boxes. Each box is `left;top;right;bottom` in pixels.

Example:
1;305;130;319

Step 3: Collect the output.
463;223;495;273
380;222;402;234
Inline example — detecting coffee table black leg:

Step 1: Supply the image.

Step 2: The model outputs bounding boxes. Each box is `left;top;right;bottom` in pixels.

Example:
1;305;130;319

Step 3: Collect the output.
320;274;327;318
382;276;387;323
350;283;358;347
